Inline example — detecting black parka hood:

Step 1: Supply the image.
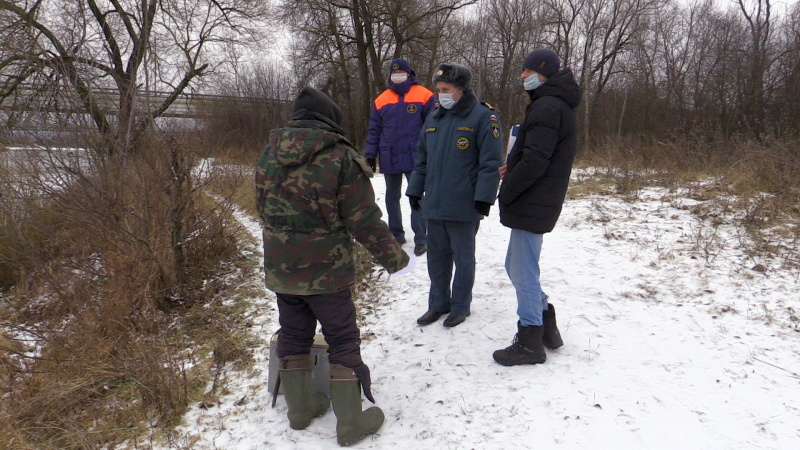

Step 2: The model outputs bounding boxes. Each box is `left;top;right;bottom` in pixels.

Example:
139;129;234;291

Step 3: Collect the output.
529;69;581;109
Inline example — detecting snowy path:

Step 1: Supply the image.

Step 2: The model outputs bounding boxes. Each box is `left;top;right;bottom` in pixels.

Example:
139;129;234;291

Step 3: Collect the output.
175;173;800;449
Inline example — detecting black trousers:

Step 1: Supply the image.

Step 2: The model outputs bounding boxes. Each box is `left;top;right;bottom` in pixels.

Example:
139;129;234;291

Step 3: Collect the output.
276;288;364;370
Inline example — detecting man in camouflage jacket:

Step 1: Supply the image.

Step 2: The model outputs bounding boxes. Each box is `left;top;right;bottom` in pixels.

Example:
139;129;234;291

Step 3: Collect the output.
256;87;408;442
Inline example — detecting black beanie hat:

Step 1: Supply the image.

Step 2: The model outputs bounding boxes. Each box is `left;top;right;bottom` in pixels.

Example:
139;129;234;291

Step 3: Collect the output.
432;63;472;91
389;58;415;76
292;87;343;126
523;49;560;78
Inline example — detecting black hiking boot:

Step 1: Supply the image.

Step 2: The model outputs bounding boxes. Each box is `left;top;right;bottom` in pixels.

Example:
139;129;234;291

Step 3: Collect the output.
492;322;546;366
543;304;564;350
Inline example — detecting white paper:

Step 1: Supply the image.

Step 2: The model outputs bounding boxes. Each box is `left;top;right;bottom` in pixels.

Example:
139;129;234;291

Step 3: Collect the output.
506;124;520;161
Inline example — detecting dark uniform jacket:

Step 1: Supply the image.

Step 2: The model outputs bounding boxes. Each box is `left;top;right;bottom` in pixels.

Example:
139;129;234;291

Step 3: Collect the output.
498;69;581;234
256;119;409;295
406;91;503;222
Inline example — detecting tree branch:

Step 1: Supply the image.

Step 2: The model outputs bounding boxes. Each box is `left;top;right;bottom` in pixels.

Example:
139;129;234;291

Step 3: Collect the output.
86;0;125;75
150;63;208;119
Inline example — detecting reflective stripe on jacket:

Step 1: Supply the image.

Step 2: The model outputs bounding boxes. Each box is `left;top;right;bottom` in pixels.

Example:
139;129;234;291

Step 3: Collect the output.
365;84;436;174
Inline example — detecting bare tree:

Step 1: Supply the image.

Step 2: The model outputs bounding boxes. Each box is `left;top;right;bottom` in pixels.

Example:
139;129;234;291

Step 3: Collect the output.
773;1;800;136
576;0;664;144
543;0;587;70
280;0;474;147
737;0;773;140
0;0;272;153
484;0;546;126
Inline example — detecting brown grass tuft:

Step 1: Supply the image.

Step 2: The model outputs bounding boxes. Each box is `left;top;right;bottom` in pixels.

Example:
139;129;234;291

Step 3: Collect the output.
0;135;253;447
576;136;800;263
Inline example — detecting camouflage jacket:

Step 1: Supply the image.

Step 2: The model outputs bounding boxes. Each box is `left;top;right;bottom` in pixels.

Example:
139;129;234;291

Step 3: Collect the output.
256;119;409;295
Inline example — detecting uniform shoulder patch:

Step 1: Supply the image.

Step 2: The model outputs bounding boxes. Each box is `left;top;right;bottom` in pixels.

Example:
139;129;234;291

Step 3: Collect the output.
491;123;500;139
481;101;495;110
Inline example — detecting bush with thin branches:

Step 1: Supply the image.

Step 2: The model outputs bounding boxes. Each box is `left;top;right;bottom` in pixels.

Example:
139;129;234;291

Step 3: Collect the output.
0;134;250;448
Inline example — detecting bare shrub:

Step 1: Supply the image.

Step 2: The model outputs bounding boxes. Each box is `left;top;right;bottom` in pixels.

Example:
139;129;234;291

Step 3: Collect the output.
203;162;260;219
580;136;800;200
201;63;295;163
0;135;248;447
577;135;800;263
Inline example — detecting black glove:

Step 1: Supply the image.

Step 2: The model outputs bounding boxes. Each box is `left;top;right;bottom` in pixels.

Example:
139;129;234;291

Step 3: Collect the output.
351;363;375;403
475;201;491;216
366;157;377;172
408;195;421;211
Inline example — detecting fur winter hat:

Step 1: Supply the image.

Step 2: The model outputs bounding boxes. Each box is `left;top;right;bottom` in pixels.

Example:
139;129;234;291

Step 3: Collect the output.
523;49;560;78
389;58;415;76
432;63;472;91
291;87;343;126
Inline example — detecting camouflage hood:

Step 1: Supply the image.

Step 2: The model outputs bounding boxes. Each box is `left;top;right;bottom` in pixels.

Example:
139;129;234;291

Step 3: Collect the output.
270;119;351;167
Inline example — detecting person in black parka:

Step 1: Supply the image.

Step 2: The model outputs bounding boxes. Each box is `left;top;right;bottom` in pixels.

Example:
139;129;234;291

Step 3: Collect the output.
493;49;581;366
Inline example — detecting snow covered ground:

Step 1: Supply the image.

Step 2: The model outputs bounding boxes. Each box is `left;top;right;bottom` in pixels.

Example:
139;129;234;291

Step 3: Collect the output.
173;171;800;449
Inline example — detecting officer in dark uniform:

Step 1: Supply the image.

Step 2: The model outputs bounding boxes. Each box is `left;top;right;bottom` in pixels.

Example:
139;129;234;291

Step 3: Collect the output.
406;63;503;328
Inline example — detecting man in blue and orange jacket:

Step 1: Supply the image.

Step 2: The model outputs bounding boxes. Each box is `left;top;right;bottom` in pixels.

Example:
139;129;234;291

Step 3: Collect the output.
366;58;436;256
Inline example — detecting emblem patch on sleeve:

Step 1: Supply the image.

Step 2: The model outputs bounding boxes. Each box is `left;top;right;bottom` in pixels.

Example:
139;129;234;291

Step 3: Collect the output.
456;137;470;150
491;123;500;139
489;114;498;122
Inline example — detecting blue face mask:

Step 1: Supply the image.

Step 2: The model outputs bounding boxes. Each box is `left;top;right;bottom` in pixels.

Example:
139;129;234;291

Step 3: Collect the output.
438;92;456;109
523;73;543;91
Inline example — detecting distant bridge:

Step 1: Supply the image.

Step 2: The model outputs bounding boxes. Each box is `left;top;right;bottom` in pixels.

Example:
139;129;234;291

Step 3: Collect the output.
0;84;292;120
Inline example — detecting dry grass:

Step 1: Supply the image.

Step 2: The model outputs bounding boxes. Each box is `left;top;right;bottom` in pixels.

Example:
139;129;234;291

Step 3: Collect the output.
203;160;260;220
0;136;255;448
352;244;389;334
576;136;800;264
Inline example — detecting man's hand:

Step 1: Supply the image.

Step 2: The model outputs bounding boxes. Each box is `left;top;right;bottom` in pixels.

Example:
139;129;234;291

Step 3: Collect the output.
499;164;507;179
408;195;422;212
475;201;491;216
367;158;377;172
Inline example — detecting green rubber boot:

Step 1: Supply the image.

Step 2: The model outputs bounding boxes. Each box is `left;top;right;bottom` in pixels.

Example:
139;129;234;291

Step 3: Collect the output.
279;354;329;430
330;364;385;446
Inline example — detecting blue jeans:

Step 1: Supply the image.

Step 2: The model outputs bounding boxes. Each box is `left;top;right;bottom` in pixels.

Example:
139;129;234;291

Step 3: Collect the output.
427;219;479;315
505;229;548;326
385;172;426;245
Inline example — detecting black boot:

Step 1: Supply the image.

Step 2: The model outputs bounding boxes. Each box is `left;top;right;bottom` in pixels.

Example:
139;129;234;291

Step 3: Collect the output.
417;309;448;325
542;304;564;349
492;322;546;366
